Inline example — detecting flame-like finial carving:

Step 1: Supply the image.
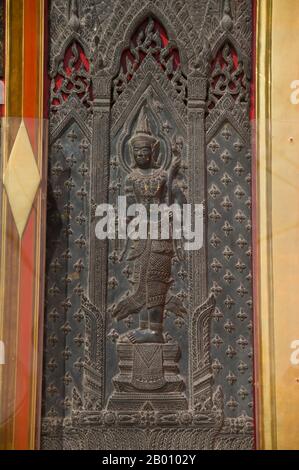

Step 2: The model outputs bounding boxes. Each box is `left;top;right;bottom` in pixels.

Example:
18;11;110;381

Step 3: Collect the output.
221;0;233;31
69;0;80;32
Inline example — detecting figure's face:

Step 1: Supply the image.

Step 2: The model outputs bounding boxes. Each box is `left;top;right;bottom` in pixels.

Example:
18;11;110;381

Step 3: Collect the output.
133;142;152;169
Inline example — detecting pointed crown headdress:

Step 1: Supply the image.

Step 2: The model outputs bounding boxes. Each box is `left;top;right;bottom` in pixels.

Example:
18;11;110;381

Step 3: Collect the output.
129;107;158;147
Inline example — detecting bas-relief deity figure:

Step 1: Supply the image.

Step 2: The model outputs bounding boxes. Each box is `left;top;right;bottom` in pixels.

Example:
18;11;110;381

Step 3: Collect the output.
112;106;186;345
106;106;188;409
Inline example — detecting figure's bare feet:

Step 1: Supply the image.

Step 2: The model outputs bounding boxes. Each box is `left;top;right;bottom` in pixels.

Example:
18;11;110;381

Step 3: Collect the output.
113;296;142;321
127;328;164;344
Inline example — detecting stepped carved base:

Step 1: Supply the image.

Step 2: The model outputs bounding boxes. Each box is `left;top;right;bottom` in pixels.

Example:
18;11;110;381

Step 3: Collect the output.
107;341;188;412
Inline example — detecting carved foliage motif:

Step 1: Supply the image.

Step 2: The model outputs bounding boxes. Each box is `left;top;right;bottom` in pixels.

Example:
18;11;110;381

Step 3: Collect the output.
51;41;92;110
112;17;187;105
42;0;254;450
207;43;250;111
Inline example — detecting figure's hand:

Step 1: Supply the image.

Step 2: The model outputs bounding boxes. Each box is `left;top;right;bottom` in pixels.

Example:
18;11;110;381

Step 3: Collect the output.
171;136;183;160
172;156;181;174
113;296;142;321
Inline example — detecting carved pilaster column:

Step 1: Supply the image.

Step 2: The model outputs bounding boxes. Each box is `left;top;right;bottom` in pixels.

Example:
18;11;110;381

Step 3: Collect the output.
187;75;208;311
87;75;112;408
187;75;209;410
89;74;111;313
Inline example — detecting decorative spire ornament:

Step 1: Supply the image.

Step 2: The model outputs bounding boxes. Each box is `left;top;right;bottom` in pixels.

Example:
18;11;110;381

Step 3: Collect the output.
69;0;80;32
221;0;233;31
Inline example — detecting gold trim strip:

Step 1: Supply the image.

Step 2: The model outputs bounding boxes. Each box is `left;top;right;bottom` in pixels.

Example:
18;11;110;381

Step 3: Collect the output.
30;0;45;448
256;0;299;450
256;0;277;450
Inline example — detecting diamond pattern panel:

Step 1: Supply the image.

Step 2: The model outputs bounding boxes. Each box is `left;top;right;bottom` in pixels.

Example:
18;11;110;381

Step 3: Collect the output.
43;121;90;418
207;122;253;419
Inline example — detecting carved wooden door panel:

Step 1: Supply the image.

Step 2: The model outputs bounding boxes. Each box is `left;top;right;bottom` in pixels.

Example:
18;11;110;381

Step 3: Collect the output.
42;0;254;450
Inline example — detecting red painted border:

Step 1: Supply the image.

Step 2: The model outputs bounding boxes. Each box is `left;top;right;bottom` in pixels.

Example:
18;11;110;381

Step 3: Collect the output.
14;212;36;449
13;0;39;447
12;0;46;450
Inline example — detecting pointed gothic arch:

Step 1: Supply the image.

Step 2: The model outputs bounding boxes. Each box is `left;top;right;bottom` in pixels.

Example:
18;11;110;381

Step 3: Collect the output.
100;1;196;75
50;32;92;77
210;31;250;76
